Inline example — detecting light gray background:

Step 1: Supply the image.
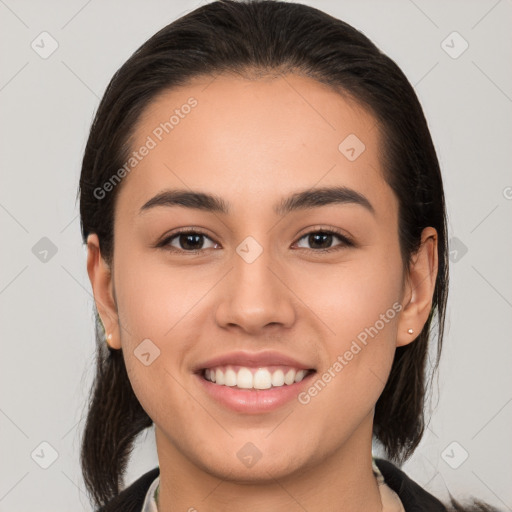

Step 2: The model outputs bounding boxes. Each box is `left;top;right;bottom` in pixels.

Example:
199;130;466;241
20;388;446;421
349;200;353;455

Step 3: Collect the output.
1;0;511;510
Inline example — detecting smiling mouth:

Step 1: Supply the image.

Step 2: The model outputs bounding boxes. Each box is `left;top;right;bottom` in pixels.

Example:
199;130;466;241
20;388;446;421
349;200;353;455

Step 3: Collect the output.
200;365;316;390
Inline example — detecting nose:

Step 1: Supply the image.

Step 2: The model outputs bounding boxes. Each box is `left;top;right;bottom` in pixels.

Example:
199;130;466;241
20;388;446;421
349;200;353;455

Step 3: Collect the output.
214;242;296;335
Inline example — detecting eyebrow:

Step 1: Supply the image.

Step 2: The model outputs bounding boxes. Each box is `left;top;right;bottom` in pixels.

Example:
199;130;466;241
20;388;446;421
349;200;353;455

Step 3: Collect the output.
139;186;375;216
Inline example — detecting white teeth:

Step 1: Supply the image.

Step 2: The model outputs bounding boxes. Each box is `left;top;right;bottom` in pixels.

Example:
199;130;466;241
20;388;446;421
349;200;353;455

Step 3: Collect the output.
237;368;253;389
284;369;296;385
271;369;285;387
203;365;311;389
253;369;272;389
224;368;237;386
294;369;307;383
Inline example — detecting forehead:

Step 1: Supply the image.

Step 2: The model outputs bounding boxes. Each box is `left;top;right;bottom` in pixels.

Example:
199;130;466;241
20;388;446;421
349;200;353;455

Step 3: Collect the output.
118;73;394;219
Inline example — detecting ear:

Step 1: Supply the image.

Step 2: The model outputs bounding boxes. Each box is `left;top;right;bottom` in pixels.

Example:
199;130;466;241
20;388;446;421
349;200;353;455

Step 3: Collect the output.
86;233;121;349
396;227;439;347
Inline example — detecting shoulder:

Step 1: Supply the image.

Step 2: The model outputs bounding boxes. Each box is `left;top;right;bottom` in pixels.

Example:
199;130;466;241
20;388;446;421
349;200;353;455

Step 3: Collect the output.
374;458;502;512
96;467;160;512
374;457;447;511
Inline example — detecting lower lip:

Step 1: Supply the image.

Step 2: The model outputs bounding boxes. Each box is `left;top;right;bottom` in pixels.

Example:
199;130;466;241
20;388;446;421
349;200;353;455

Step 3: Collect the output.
195;372;316;414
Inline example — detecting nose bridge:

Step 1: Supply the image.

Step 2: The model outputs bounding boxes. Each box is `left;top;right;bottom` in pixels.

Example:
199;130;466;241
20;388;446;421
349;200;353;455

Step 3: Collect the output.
215;235;296;331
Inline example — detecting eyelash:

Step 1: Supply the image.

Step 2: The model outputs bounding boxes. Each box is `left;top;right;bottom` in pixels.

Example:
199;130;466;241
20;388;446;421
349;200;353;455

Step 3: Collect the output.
156;226;354;254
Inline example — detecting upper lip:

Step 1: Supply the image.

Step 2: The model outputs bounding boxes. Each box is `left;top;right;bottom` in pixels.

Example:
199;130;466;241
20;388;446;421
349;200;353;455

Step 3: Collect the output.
194;350;315;372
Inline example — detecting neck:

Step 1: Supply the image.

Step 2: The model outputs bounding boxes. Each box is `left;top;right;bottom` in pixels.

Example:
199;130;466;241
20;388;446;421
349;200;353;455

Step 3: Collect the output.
154;414;382;512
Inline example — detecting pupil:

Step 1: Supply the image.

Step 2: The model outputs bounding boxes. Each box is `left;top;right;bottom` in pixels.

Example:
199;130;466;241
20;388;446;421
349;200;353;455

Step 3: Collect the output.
180;233;203;250
309;233;332;249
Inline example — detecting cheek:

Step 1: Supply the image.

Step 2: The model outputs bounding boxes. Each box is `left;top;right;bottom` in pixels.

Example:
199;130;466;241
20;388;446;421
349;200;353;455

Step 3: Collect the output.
294;248;403;405
114;248;202;342
112;252;209;416
292;247;404;345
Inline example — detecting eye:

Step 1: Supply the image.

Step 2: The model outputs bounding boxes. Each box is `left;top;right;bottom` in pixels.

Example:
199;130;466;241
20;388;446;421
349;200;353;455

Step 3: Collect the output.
158;229;219;252
294;228;353;252
157;227;353;254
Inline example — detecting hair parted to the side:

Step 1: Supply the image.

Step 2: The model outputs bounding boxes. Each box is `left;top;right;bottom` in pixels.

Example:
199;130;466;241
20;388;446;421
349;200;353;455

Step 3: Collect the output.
77;1;499;511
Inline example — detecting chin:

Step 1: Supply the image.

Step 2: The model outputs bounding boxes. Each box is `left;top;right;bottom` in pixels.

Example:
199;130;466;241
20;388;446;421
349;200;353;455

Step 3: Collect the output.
178;437;309;481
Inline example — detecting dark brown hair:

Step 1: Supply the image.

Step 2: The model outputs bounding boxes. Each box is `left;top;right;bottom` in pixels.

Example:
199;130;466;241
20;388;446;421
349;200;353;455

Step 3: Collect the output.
78;1;497;510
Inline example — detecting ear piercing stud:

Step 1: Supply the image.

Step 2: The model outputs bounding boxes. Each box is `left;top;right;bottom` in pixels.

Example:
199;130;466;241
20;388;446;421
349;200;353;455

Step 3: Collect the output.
407;328;414;334
106;333;113;346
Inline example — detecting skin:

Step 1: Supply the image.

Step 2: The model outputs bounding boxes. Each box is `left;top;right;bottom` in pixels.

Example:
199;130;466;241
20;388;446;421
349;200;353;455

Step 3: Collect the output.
87;73;438;511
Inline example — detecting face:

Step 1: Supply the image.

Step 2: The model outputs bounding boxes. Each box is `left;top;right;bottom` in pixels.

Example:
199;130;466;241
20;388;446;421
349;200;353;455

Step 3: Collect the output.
88;73;435;483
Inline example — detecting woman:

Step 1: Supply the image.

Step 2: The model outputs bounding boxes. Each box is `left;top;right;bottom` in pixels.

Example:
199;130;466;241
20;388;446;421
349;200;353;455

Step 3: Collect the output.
79;1;499;510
